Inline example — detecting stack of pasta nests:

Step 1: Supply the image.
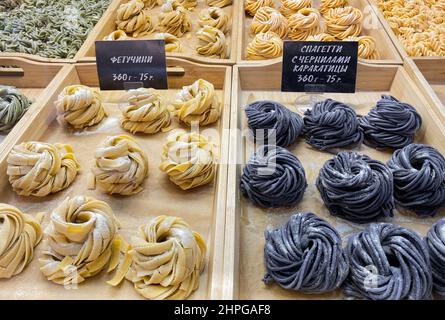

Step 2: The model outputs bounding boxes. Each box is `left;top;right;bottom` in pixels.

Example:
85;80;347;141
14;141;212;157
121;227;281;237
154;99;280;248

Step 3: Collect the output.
245;0;380;60
106;0;233;58
377;0;445;56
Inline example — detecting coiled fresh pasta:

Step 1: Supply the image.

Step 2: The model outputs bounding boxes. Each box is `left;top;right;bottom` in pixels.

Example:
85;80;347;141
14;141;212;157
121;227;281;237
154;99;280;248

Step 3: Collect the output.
0;0;22;11
245;0;275;16
108;215;206;300
325;6;363;39
207;0;232;8
7;142;80;197
55;85;106;129
319;0;348;15
279;0;311;19
91;135;149;195
177;0;197;10
0;0;111;59
288;8;323;40
246;31;283;60
426;218;445;296
250;7;288;39
143;0;161;8
0;204;42;279
103;30;128;41
196;25;228;58
198;7;230;33
0;85;31;133
173;79;221;126
155;32;183;52
345;35;379;59
159;0;192;37
306;33;336;41
160;132;216;190
116;0;154;37
264;213;349;293
39;196;120;285
241;145;307;208
121;88;171;133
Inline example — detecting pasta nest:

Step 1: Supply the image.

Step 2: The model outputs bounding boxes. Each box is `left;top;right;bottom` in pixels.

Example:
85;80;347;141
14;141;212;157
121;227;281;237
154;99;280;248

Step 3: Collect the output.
7;142;80;197
55;85;107;129
121;88;172;133
0;204;42;279
160;132;216;190
319;0;349;15
246;31;283;60
92;135;149;195
116;0;155;37
324;6;363;39
143;0;162;9
155;32;183;52
103;30;129;41
279;0;312;19
250;6;288;39
288;8;323;40
198;7;230;33
245;0;275;16
0;85;30;133
116;216;206;300
173;78;221;126
177;0;197;10
345;35;379;59
159;0;192;37
196;25;228;58
207;0;232;8
39;196;120;285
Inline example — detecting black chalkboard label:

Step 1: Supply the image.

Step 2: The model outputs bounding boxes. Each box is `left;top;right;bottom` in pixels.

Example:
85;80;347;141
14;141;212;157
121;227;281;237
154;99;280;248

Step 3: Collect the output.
281;41;358;93
95;40;168;90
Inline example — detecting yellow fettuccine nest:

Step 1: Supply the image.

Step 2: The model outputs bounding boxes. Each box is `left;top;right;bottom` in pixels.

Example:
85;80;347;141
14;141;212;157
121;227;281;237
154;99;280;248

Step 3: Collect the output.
250;6;288;39
160;132;216;190
246;31;283;60
0;204;42;279
306;32;337;41
55;85;107;129
324;6;363;39
103;30;129;41
196;25;228;58
7;142;80;197
173;78;221;126
288;8;322;40
319;0;348;15
91;135;149;195
245;0;275;16
279;0;312;19
155;32;183;52
116;0;154;37
178;0;197;9
108;215;206;300
143;0;161;8
121;88;172;133
159;0;192;37
345;35;380;59
207;0;232;8
39;196;120;285
198;7;230;33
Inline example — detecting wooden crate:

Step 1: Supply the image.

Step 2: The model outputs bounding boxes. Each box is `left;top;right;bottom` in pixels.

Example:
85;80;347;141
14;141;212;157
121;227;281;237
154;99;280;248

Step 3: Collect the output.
367;0;445;82
0;57;64;151
237;0;402;65
0;57;231;300
76;0;239;65
0;0;121;63
224;60;445;299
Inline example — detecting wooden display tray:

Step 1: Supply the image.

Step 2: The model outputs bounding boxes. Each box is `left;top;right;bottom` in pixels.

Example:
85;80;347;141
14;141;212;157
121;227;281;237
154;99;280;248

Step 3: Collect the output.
224;60;445;299
367;0;445;82
237;0;402;65
77;0;239;65
0;58;231;300
0;0;121;64
0;57;64;151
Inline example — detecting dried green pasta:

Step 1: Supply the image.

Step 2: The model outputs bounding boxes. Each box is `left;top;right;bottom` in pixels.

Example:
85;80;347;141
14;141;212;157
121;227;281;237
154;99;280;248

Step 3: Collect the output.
0;85;31;133
0;0;23;11
0;0;111;59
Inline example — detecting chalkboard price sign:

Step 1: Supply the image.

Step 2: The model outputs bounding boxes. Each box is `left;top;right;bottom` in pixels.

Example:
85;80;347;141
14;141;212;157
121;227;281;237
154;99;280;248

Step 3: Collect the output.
281;41;358;93
95;40;168;90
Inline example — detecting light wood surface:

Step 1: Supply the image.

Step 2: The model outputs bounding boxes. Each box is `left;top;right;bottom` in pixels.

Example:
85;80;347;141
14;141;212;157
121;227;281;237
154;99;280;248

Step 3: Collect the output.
0;58;231;300
77;0;239;65
225;60;445;299
237;0;403;65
